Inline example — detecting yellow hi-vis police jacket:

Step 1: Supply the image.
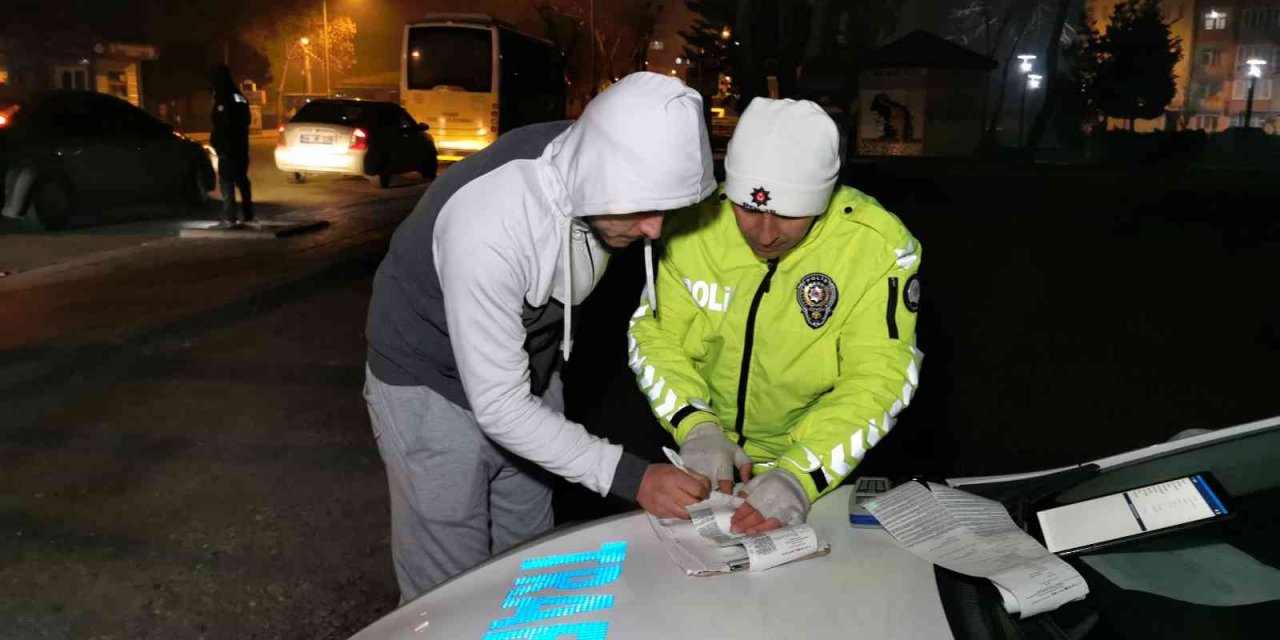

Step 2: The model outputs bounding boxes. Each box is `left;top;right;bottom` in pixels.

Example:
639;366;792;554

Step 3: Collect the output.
628;185;923;502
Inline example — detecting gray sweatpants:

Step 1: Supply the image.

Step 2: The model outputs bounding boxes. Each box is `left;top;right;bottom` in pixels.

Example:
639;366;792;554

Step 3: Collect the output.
363;366;557;602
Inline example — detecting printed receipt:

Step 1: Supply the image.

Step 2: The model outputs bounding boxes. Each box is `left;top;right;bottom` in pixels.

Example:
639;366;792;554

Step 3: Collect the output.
742;524;820;572
865;482;1089;618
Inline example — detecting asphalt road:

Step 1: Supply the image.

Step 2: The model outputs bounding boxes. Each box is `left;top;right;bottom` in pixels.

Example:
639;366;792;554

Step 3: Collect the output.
0;137;431;277
0;255;398;640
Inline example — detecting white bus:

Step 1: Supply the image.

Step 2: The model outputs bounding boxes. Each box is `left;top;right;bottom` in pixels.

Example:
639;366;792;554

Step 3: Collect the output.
401;14;565;160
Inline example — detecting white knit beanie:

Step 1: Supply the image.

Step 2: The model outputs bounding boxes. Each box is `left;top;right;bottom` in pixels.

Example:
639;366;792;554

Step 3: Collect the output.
724;97;840;218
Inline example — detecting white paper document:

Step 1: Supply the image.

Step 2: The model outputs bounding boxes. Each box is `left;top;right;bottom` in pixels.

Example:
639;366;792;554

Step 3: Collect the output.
864;482;1089;618
648;493;829;576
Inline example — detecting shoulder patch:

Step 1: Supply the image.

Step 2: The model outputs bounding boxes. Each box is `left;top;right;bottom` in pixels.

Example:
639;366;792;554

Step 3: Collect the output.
904;274;920;313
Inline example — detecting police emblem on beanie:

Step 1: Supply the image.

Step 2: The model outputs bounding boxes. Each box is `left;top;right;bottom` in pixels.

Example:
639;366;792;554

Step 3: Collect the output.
748;186;772;210
796;273;838;329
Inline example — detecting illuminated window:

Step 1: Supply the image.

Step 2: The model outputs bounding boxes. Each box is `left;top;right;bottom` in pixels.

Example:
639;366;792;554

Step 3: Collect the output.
649;40;664;51
1237;44;1276;66
1232;78;1272;100
1205;10;1227;30
1200;48;1222;66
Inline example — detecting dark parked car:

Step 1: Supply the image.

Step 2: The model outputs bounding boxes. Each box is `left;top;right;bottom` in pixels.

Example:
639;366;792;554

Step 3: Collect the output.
274;99;438;188
0;91;215;230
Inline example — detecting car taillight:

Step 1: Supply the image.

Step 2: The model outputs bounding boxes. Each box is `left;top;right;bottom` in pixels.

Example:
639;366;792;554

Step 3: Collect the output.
350;128;368;151
276;125;286;147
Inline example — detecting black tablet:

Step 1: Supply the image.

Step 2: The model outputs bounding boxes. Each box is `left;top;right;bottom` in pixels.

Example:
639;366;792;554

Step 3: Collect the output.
1035;472;1232;556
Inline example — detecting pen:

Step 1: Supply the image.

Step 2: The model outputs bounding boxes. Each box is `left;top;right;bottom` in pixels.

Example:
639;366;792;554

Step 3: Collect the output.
662;446;691;474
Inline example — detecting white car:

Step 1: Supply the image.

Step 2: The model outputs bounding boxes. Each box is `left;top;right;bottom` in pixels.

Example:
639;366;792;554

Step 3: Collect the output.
274;99;437;188
348;415;1280;640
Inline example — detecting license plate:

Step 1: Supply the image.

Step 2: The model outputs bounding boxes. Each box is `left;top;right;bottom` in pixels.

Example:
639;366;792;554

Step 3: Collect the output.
300;134;334;144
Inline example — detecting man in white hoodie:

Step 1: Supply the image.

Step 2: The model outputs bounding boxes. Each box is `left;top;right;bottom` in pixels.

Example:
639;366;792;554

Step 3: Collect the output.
364;72;717;601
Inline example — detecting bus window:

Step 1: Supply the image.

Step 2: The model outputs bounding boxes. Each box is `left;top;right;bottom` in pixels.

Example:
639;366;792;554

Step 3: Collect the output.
406;27;493;93
498;28;565;131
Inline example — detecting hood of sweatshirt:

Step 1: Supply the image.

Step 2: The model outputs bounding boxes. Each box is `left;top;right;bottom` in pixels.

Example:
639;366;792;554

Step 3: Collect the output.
537;72;716;359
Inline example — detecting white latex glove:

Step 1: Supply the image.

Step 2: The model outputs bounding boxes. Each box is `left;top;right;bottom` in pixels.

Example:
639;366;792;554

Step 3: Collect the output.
679;422;751;493
742;469;810;526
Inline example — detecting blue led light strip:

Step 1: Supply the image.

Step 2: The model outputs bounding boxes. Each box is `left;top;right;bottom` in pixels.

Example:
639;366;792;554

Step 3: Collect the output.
482;621;610;640
490;595;615;630
520;541;628;570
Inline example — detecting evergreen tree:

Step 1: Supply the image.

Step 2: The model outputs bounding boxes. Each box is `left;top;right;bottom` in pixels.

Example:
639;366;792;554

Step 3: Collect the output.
1092;0;1182;130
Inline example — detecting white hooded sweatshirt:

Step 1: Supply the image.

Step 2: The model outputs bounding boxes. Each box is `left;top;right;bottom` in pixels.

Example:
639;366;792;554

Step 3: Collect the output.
388;72;715;498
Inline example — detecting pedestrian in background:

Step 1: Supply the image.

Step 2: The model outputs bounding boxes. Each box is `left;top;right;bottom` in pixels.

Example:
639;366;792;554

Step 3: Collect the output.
211;64;253;228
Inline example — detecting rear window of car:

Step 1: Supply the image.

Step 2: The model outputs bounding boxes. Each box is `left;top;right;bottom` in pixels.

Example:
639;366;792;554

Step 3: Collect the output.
290;102;371;126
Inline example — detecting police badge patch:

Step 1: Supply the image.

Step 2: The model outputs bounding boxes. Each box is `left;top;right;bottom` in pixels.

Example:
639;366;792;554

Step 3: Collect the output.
796;273;838;329
903;273;921;313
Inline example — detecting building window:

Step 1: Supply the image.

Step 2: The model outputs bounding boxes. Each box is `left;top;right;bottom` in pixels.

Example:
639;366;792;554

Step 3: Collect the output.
1201;48;1222;66
106;70;129;98
1232;78;1273;100
1238;44;1276;66
1204;10;1228;30
649;40;664;51
1241;7;1280;29
1230;114;1267;127
1196;115;1219;132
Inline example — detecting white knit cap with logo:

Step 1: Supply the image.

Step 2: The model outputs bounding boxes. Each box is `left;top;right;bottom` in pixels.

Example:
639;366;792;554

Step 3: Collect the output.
725;97;840;218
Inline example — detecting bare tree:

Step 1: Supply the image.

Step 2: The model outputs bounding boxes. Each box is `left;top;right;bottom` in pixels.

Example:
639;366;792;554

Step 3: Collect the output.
1023;0;1073;154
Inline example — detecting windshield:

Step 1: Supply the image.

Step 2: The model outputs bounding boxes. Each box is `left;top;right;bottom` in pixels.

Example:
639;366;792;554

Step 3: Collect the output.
406;25;493;92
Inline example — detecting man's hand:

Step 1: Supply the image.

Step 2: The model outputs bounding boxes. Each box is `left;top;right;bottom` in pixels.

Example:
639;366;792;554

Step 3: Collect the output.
729;469;809;534
636;463;711;519
680;422;752;494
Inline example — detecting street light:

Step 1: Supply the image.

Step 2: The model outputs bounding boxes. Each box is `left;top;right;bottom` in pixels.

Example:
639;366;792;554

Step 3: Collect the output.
300;37;314;95
1017;56;1037;147
1018;54;1036;74
1244;58;1268;129
721;26;732;41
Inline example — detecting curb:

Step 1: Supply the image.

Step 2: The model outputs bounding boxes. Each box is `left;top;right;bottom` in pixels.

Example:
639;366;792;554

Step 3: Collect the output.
178;219;330;239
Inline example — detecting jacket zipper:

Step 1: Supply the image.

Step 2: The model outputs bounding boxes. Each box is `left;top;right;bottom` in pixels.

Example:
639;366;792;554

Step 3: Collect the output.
734;259;778;446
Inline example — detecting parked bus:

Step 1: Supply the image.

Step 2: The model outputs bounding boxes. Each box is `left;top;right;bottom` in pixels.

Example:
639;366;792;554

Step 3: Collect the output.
401;14;565;160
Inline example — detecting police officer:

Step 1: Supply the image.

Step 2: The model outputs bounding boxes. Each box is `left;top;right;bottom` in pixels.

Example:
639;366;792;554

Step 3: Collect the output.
628;98;924;534
210;64;253;227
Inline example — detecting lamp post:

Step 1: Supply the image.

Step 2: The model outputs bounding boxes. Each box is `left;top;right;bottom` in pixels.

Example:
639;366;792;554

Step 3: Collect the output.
1245;58;1267;129
300;37;313;95
1016;55;1036;146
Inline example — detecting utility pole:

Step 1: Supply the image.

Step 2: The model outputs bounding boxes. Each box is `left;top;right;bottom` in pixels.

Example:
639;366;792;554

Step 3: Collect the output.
323;0;332;97
301;37;314;95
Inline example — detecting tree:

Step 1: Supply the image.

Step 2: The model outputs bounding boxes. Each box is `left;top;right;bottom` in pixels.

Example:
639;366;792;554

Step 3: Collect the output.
682;0;739;102
243;10;357;96
1064;9;1103;129
1089;0;1182;131
1022;0;1072;152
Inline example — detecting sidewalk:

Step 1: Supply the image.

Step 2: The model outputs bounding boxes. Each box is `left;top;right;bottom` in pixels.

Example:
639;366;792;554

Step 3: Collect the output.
180;130;279;143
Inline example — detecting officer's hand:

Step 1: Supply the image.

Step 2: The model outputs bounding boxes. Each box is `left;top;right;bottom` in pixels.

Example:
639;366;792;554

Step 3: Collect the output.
728;500;783;534
730;469;809;534
680;422;751;495
636;463;711;519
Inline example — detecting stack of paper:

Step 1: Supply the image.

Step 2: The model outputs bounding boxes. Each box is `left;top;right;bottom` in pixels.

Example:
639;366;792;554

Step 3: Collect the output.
864;482;1089;618
648;492;830;576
